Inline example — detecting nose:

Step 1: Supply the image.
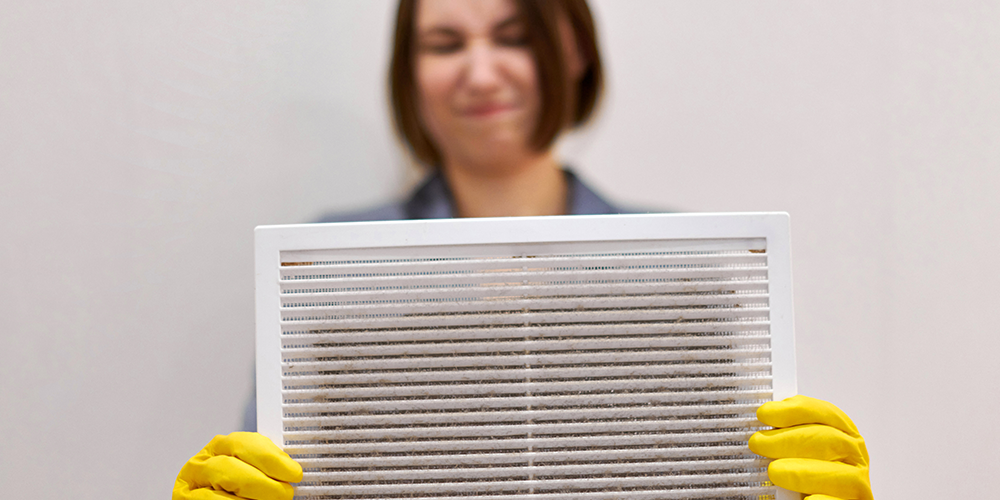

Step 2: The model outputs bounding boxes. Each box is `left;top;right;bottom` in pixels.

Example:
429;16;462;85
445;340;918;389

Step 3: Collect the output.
465;41;502;92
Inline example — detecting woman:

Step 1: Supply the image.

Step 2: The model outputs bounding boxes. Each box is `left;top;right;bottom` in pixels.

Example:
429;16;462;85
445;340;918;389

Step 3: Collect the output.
318;0;625;222
174;2;873;499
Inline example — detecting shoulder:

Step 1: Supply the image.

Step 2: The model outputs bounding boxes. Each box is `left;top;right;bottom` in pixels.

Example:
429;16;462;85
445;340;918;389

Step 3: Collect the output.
314;173;455;223
312;173;453;223
565;169;668;215
313;203;407;223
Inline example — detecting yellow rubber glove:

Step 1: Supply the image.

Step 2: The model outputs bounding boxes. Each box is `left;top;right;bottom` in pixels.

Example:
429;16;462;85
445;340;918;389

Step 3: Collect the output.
749;395;872;500
173;432;303;500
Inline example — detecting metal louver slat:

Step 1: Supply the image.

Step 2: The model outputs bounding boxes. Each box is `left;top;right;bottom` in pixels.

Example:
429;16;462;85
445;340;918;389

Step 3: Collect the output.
282;375;773;400
281;307;772;331
283;334;771;358
299;458;771;481
280;292;769;316
294;472;771;496
280;279;769;303
256;213;797;500
278;266;769;293
286;489;779;500
280;363;773;389
294;446;758;468
280;349;770;373
278;252;766;277
284;416;766;440
280;320;770;345
280;403;765;429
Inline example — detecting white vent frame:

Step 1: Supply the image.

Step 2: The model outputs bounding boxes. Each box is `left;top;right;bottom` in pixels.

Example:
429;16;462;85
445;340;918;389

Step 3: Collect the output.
256;212;798;500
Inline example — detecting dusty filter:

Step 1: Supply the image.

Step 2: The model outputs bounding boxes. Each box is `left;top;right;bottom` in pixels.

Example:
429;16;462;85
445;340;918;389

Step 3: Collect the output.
255;213;798;500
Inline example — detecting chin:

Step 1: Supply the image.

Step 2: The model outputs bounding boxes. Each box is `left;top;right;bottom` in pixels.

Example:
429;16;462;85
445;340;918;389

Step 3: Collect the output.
476;131;527;152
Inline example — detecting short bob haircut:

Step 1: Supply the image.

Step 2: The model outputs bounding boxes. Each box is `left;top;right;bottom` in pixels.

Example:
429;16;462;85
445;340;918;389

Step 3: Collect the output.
389;0;604;167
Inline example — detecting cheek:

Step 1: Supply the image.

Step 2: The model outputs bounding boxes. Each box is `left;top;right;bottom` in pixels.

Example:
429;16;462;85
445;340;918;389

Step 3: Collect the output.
502;51;540;107
416;59;456;118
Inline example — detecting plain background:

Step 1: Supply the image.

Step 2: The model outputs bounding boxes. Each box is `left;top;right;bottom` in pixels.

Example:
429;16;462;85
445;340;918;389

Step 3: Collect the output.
2;1;998;498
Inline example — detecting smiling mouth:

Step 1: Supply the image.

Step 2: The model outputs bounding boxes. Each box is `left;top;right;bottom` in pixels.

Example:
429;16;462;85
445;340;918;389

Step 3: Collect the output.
464;103;516;118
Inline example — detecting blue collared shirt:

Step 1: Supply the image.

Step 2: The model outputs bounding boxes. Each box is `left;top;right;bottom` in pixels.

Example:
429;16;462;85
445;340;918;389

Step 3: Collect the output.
316;169;630;222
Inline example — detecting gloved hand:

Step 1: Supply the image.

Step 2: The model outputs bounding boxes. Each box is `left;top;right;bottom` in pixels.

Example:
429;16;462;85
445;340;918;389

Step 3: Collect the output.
173;432;303;500
749;395;872;500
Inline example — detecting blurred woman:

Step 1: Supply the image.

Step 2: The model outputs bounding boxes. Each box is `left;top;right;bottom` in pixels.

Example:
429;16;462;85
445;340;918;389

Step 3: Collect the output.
173;2;873;500
319;0;626;222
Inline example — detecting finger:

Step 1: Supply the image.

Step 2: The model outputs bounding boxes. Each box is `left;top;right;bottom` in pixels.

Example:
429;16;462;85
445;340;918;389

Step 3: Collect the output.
769;458;872;500
207;433;303;483
173;476;243;500
749;424;867;466
175;452;293;500
194;454;295;500
758;395;860;437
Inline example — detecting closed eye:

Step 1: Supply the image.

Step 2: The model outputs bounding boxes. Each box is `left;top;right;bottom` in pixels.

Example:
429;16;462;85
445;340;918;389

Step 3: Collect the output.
493;16;528;47
419;28;464;54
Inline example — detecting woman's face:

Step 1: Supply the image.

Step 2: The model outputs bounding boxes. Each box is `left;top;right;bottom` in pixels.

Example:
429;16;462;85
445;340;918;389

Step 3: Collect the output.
414;0;541;171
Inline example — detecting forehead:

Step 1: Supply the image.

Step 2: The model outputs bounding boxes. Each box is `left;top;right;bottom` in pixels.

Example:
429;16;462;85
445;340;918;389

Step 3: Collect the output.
415;0;519;31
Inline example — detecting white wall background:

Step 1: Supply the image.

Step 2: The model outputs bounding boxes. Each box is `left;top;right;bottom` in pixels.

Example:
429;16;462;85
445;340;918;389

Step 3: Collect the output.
1;1;997;498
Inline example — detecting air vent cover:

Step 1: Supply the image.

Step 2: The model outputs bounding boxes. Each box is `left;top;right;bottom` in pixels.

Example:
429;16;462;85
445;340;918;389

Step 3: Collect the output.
256;213;797;500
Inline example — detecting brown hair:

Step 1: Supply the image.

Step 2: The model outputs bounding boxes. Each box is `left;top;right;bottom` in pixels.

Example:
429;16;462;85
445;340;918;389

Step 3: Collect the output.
389;0;604;166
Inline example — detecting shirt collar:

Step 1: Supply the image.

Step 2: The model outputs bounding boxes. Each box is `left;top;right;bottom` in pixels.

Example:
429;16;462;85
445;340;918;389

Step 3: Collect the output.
403;168;623;219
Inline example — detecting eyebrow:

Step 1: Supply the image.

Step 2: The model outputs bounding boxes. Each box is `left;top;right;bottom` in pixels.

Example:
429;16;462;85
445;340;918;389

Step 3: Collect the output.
418;15;522;38
492;15;522;32
419;25;460;38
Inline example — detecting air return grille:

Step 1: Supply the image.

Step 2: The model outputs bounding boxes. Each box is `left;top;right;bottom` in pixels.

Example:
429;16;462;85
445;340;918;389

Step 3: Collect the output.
256;213;797;500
